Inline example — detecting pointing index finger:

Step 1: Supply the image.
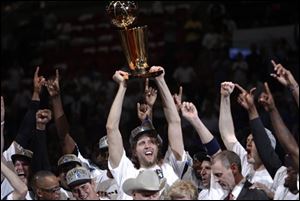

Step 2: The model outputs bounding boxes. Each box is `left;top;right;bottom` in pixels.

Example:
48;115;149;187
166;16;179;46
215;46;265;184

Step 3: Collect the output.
179;86;183;97
145;78;149;91
271;60;277;68
235;83;246;93
34;66;40;77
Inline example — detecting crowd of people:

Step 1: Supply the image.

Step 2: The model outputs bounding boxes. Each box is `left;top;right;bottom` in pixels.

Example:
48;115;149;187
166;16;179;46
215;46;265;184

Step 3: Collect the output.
1;59;299;200
1;1;299;200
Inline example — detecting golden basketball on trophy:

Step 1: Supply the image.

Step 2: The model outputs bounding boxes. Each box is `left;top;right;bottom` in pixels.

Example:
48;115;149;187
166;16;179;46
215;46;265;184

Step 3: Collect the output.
106;1;163;78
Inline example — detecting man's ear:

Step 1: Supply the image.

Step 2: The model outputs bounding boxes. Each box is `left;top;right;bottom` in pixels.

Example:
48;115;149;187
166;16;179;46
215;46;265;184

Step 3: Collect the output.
36;188;43;198
230;163;239;174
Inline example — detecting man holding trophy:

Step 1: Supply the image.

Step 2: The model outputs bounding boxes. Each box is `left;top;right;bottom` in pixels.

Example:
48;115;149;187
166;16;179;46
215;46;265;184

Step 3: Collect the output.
105;1;188;199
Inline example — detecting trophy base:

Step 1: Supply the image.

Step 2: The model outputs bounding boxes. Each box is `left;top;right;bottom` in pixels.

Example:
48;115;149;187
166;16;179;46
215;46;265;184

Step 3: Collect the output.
129;70;163;79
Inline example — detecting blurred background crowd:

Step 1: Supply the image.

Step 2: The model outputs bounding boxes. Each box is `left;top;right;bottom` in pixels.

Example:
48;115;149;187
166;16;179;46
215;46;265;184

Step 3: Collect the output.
1;1;299;169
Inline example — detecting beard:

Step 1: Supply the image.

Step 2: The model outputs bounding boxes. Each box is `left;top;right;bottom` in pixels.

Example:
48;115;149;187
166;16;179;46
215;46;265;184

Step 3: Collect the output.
137;152;158;168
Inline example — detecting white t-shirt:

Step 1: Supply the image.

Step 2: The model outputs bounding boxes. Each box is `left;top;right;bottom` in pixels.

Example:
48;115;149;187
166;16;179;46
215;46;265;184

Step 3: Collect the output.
274;185;299;200
169;151;226;200
198;188;210;200
108;149;180;200
297;174;299;191
271;166;287;192
163;147;189;179
4;191;34;200
232;141;273;189
197;178;226;200
1;142;21;199
77;147;119;200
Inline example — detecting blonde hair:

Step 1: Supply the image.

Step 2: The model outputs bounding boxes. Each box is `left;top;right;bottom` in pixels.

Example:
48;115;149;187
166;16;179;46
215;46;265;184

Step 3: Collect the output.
165;180;198;200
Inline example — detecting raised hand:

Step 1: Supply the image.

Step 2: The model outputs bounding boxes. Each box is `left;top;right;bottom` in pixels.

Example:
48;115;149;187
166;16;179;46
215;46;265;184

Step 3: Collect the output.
1;96;4;123
137;103;152;122
112;70;129;86
45;69;60;97
144;78;157;107
181;102;198;122
173;86;183;112
36;109;52;130
149;66;165;79
258;82;276;112
270;60;298;88
235;84;256;111
33;66;46;94
220;82;235;97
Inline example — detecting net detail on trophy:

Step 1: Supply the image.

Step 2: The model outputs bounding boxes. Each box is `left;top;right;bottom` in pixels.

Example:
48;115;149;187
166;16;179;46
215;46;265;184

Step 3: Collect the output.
106;1;163;78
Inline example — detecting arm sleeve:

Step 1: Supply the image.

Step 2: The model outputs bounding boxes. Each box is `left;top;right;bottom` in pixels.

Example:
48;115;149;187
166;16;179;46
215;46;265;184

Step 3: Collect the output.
31;129;51;174
203;137;221;156
250;118;282;178
15;101;40;149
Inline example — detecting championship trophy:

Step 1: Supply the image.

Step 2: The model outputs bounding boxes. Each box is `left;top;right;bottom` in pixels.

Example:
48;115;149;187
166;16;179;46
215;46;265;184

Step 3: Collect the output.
106;1;163;78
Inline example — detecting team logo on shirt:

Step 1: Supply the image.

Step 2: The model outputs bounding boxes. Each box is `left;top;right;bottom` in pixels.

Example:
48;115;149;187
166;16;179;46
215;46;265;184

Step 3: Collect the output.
155;169;164;179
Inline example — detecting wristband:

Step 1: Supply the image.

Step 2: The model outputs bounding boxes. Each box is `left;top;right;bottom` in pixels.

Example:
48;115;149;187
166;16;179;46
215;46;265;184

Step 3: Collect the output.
204;137;221;156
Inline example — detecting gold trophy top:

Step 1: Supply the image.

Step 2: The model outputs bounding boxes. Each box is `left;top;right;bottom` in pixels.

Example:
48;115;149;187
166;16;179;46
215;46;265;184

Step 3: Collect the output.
106;1;138;29
106;1;163;78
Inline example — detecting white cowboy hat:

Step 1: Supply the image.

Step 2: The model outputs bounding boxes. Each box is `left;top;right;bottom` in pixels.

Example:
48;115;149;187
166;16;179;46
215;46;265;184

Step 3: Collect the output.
123;170;166;196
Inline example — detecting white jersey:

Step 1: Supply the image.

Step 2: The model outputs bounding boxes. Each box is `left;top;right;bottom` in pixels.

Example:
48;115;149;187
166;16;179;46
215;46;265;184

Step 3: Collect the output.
108;149;180;200
232;141;273;189
274;185;299;200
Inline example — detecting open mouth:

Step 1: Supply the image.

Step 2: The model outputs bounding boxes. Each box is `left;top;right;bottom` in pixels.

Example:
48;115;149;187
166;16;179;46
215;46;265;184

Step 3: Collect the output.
144;150;153;156
18;173;25;177
18;173;26;180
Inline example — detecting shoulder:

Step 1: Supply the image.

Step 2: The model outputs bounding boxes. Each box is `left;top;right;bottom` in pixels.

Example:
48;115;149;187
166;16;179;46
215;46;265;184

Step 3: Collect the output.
244;186;269;200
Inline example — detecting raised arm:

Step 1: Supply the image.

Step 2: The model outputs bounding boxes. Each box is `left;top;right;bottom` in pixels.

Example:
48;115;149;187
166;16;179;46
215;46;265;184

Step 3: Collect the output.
181;101;221;156
219;82;237;150
15;67;44;149
106;70;128;168
31;109;52;174
259;82;299;170
150;66;184;160
1;160;28;200
1;96;4;154
270;60;299;107
45;69;75;154
235;84;281;178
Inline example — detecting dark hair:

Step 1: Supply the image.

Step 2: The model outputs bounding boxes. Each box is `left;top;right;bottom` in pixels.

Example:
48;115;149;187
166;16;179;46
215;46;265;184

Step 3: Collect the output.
130;133;163;169
12;155;32;165
31;170;56;191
